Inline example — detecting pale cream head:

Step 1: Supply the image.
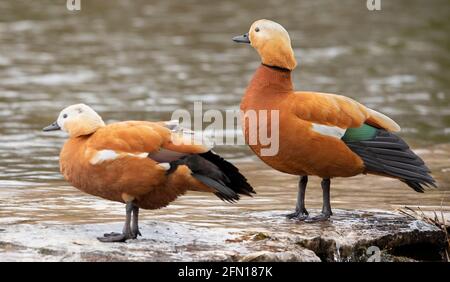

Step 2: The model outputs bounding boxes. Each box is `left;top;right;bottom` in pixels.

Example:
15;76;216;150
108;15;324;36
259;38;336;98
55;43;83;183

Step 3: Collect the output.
54;104;105;137
248;19;297;70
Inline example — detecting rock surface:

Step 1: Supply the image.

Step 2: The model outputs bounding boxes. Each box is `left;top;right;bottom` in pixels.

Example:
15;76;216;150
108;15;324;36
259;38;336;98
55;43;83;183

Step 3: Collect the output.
0;209;446;262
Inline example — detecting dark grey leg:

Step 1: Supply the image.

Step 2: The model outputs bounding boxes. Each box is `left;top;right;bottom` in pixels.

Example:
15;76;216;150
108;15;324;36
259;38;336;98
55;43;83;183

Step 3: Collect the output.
98;201;136;242
286;176;309;220
305;178;332;223
131;204;141;238
321;178;332;216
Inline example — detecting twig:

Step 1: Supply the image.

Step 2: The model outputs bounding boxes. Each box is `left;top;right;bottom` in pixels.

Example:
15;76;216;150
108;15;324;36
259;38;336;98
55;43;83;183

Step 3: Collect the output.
396;202;450;262
440;200;449;261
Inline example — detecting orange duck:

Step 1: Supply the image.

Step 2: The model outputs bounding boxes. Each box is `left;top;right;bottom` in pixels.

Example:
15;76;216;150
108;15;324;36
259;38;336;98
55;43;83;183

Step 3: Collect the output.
232;19;435;222
43;104;254;242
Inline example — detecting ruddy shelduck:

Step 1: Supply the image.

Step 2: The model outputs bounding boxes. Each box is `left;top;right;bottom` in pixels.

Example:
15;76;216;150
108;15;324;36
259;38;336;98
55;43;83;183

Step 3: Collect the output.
43;104;255;242
233;19;436;221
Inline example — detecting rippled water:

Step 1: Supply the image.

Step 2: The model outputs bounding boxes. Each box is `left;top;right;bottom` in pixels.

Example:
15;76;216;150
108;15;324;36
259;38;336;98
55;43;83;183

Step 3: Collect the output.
0;0;449;227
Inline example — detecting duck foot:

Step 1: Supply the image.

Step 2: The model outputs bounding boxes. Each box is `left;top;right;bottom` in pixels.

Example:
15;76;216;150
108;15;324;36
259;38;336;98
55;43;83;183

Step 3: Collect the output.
97;232;137;243
304;213;331;223
286;209;309;221
304;178;333;223
97;201;142;243
103;232;122;237
133;229;142;237
287;176;309;221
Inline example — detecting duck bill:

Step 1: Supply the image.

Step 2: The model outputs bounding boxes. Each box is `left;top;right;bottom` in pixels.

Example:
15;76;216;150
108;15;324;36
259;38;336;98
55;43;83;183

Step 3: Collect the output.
232;33;250;44
43;121;61;132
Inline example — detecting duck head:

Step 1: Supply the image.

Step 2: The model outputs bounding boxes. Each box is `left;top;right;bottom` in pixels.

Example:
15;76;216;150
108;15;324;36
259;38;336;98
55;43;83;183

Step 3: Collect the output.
233;19;297;71
43;104;105;137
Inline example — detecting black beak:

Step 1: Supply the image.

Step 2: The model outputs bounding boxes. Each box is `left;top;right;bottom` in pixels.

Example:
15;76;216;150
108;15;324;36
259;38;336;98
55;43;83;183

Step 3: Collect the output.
43;121;61;132
232;33;250;44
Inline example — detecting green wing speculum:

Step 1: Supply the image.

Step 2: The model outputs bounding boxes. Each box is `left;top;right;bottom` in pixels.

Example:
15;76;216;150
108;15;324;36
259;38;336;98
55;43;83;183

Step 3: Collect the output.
342;123;377;142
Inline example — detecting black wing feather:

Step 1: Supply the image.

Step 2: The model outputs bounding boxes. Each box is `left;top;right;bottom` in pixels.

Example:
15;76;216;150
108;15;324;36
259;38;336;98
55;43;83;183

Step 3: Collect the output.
167;151;255;202
345;129;436;193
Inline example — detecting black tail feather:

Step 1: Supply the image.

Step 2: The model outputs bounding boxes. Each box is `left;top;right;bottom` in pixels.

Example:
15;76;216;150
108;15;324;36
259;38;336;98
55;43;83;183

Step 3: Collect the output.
198;151;255;197
167;151;255;202
345;130;436;193
191;174;239;202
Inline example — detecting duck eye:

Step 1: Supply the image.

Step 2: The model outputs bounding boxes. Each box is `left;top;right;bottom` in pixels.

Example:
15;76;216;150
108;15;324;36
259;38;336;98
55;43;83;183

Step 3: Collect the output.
255;27;260;32
63;114;68;119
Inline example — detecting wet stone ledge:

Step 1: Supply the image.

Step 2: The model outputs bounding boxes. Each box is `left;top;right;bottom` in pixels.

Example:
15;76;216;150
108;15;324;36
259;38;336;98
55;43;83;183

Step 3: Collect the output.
0;209;446;262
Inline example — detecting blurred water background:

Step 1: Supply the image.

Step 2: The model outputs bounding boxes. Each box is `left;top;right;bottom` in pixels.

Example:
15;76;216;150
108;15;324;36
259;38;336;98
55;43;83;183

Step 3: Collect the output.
0;0;448;226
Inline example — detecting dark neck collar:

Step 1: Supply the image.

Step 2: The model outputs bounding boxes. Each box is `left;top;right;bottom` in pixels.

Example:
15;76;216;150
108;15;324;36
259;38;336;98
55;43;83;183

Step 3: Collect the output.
248;64;293;92
262;63;291;73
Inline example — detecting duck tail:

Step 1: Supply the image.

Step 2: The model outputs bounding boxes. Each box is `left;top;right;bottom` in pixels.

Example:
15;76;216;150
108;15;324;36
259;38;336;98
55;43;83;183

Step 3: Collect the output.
166;151;255;202
345;129;437;192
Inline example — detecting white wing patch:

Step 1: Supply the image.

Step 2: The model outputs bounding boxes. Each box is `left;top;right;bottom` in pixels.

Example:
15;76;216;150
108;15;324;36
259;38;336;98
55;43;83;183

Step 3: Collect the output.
311;123;346;139
130;152;148;158
90;150;118;165
158;162;171;171
90;150;148;165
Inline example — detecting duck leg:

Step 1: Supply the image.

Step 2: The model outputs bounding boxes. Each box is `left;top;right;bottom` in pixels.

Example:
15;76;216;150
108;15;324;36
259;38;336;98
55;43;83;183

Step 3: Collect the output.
98;201;137;242
131;204;142;238
305;178;332;223
286;176;309;220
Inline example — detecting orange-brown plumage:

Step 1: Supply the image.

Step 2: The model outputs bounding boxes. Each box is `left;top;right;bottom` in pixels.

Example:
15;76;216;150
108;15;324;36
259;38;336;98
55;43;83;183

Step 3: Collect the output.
234;19;434;221
44;104;254;241
241;65;369;178
238;20;401;179
60;121;213;210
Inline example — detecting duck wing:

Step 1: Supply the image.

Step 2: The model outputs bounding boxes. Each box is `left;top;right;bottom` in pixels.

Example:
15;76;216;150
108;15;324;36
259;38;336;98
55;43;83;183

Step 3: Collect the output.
293;91;400;132
87;121;209;161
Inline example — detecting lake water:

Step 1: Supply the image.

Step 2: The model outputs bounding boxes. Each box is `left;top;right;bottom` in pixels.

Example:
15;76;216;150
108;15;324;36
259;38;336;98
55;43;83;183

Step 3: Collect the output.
0;0;449;229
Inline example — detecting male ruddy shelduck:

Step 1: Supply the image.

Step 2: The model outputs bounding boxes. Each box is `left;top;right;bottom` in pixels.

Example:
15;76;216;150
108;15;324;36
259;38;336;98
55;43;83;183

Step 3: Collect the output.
233;19;436;222
43;104;254;242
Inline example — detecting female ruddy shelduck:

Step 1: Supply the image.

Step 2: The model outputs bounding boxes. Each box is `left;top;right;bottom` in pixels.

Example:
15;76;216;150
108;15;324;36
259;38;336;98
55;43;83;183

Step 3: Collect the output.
43;104;254;242
233;19;436;222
